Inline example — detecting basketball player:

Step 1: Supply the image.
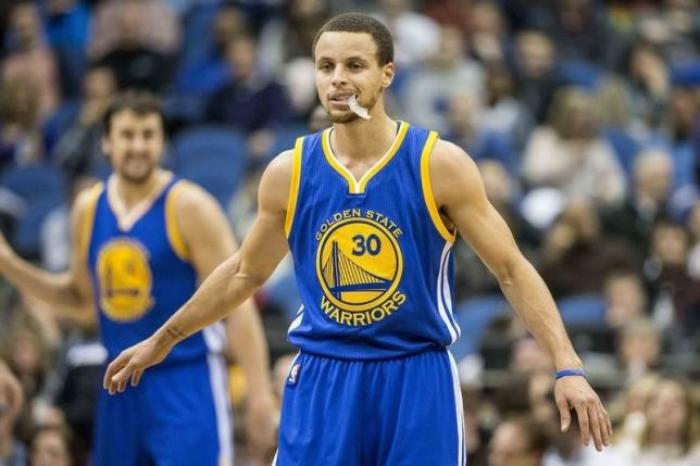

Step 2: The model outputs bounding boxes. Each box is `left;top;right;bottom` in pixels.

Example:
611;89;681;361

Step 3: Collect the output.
104;14;613;466
0;92;276;465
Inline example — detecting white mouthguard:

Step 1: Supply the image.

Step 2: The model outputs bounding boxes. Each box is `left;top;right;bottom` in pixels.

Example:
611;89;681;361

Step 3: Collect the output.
348;95;371;120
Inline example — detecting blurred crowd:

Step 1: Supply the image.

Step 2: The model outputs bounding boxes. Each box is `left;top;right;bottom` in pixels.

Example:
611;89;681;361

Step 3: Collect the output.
0;0;700;465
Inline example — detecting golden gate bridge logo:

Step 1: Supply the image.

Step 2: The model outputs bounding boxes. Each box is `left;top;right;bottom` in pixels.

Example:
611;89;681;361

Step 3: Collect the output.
322;241;392;300
316;217;403;313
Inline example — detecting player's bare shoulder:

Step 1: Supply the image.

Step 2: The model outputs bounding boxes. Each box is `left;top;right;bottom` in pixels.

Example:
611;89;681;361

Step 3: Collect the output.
428;138;483;207
170;179;219;215
258;149;296;213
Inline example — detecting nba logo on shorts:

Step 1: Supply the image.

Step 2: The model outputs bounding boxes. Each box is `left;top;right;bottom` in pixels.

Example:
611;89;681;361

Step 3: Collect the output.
288;363;301;385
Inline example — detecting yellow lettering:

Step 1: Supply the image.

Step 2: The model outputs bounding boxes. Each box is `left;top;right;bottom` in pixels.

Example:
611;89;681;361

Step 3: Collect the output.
353;313;367;326
342;209;351;218
320;296;335;314
339;312;353;326
366;210;374;219
393;228;403;238
393;291;406;305
352;208;362;217
371;308;387;321
382;300;398;313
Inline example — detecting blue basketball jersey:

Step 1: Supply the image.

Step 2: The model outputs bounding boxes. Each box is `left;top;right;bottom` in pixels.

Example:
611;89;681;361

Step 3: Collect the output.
84;176;225;363
286;122;461;359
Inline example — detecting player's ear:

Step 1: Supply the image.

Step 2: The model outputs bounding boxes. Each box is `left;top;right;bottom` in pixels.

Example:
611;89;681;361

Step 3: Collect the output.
382;62;395;89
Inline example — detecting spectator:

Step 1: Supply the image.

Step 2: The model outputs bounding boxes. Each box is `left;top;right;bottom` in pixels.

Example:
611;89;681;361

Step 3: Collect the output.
602;148;675;258
0;358;26;466
603;270;649;328
175;5;248;96
44;0;91;99
512;31;559;123
488;416;549;466
443;93;518;173
29;424;74;466
522;87;627;207
632;377;700;466
663;88;699;189
372;0;440;68
0;78;45;168
93;0;178;92
206;34;292;134
89;0;179;61
616;319;662;384
402;25;484;133
480;65;534;151
258;0;329;76
52;67;117;179
543;0;625;69
467;1;508;66
2;2;60;120
538;201;640;297
644;219;700;336
626;43;669;130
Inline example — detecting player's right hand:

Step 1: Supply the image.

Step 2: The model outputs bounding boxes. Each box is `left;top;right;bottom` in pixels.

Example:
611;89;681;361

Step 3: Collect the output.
103;337;172;395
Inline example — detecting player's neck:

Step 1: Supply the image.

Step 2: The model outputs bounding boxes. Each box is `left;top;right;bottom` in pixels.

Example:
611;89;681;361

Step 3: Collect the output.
113;169;170;209
331;113;398;162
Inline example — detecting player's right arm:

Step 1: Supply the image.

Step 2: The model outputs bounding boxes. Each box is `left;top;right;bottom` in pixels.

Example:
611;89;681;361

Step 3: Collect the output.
104;150;293;394
0;190;95;325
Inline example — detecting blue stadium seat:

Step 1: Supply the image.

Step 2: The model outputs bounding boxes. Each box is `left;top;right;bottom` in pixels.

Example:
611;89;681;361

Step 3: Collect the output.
557;293;607;326
0;164;66;206
451;294;509;360
0;164;66;257
171;126;248;206
556;60;602;91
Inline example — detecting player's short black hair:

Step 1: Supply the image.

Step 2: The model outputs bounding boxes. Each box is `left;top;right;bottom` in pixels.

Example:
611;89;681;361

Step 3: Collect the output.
312;13;394;65
102;90;166;135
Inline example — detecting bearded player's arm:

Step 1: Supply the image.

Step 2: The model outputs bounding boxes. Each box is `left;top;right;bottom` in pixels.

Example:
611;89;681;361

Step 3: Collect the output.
173;181;277;457
0;186;97;326
428;138;613;451
103;151;293;393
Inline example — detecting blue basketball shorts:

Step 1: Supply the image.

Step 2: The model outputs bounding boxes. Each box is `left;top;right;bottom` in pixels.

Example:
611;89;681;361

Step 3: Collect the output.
93;354;232;466
273;349;467;466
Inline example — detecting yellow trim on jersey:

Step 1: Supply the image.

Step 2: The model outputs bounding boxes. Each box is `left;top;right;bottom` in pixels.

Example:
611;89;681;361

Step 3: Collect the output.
420;131;457;243
285;137;304;238
165;181;189;261
79;182;104;258
321;121;409;194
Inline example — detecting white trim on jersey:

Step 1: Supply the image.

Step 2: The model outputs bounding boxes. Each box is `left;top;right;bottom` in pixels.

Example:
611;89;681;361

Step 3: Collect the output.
203;322;227;354
271;352;301;466
437;241;460;344
287;305;305;335
206;353;234;465
448;351;467;466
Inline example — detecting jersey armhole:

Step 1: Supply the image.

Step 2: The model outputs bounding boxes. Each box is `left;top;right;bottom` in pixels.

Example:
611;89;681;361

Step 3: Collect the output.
79;182;104;259
165;181;189;261
420;132;457;243
285;137;304;238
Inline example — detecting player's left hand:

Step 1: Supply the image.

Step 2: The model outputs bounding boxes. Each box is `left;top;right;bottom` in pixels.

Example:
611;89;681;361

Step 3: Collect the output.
554;375;613;451
246;390;278;460
103;336;172;394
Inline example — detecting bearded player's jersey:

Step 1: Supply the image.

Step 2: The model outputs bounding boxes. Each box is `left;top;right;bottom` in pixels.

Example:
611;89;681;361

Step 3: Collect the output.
285;121;461;360
83;176;226;364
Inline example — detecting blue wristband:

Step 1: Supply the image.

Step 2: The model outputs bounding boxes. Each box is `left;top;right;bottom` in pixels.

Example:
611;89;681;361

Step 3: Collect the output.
555;368;586;380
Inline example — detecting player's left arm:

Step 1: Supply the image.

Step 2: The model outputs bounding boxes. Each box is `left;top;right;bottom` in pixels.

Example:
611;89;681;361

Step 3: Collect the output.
174;182;277;457
429;140;613;450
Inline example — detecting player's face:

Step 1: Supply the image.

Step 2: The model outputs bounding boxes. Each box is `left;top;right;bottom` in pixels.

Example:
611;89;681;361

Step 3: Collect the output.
314;31;394;123
103;110;164;184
